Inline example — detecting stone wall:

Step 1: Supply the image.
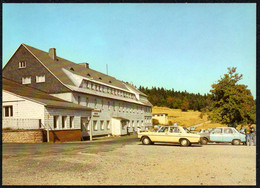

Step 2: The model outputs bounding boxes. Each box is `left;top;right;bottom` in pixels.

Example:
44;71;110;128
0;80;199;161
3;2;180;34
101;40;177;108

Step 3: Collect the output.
2;129;43;143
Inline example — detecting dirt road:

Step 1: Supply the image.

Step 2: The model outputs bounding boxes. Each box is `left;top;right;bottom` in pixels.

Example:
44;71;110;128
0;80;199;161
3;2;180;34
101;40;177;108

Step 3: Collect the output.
2;135;256;185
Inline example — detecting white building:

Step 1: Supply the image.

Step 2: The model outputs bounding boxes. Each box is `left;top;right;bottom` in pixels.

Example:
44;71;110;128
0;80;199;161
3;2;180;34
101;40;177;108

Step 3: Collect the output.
2;44;153;139
2;78;92;142
152;113;169;125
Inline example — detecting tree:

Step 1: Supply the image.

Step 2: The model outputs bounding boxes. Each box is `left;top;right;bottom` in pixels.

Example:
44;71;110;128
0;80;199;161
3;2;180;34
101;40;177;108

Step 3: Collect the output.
209;67;256;127
181;97;190;111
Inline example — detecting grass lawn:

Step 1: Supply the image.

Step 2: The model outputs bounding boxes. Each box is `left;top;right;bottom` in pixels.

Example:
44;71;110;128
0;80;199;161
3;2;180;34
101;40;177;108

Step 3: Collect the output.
152;106;224;129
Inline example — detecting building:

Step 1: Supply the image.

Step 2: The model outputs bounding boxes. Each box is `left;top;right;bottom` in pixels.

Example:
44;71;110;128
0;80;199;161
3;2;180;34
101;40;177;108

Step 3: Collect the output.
3;43;153;139
3;77;92;142
152;113;168;125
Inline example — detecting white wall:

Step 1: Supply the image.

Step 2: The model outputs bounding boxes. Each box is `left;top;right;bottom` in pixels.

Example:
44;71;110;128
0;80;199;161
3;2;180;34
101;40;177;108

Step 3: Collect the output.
44;107;91;131
72;92;152;135
2;91;45;128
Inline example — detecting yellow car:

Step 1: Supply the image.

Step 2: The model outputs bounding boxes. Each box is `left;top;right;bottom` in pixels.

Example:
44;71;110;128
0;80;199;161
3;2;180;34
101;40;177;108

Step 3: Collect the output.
138;125;201;146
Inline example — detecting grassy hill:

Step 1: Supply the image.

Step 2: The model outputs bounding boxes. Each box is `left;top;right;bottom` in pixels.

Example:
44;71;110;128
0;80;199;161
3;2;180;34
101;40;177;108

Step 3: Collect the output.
152;106;225;130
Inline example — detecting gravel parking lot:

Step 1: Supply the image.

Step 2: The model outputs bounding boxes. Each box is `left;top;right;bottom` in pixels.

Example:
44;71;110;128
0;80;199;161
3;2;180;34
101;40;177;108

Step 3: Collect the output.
2;135;256;185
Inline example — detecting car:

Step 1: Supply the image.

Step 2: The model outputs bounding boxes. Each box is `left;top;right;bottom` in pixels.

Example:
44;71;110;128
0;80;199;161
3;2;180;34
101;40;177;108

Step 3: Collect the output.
199;127;246;145
138;125;201;146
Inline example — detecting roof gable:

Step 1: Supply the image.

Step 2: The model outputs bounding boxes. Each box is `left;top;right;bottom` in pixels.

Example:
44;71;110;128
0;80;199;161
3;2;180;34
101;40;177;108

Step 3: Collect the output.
2;77;92;110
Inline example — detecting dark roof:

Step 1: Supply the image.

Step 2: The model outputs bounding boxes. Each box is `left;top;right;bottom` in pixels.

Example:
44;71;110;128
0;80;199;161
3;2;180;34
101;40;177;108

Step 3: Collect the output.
22;43;129;90
3;77;93;110
124;82;147;97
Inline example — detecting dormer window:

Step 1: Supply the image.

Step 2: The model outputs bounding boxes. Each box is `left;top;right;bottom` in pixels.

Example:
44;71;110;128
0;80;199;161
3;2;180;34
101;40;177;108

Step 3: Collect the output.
19;61;26;68
22;76;31;84
99;77;102;80
109;80;112;83
36;75;45;83
70;67;74;71
87;73;91;77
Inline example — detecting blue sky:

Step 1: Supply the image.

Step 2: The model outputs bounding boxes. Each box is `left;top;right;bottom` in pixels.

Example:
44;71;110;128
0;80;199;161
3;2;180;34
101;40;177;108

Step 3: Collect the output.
3;3;256;98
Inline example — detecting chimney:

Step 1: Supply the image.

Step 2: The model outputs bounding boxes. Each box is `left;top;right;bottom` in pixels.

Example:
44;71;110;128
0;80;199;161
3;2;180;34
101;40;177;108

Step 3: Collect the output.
79;63;89;69
49;48;57;60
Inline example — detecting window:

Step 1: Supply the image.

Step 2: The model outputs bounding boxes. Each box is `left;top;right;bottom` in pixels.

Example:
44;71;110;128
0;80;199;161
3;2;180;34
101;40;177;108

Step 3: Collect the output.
36;75;45;83
3;106;13;117
54;116;59;129
62;116;67;128
213;128;222;134
22;77;31;84
118;103;121;112
108;101;110;110
101;121;105;130
94;98;98;108
96;85;99;91
82;81;87;88
78;96;81;105
224;128;233;134
107;120;110;130
18;61;26;68
87;82;91;88
101;99;104;109
132;120;134;128
69;116;74;128
113;101;115;111
93;121;98;131
92;84;96;90
86;97;89;107
86;121;90;131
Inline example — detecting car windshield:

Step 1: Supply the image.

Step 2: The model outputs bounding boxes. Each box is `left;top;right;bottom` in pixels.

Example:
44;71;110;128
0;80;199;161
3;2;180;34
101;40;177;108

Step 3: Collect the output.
158;126;168;132
183;127;190;133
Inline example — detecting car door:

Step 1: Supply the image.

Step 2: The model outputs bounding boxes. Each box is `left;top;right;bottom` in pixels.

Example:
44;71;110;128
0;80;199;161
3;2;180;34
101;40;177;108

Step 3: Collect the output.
167;127;182;143
210;128;223;142
222;128;235;142
150;126;169;142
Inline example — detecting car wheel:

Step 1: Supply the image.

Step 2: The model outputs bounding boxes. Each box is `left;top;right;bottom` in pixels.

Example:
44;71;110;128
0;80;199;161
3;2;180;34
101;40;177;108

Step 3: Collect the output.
201;138;208;145
180;139;190;147
232;139;241;145
142;137;151;145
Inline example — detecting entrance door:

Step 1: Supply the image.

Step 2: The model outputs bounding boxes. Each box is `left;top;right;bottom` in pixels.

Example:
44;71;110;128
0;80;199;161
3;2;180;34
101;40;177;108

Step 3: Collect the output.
81;117;89;137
